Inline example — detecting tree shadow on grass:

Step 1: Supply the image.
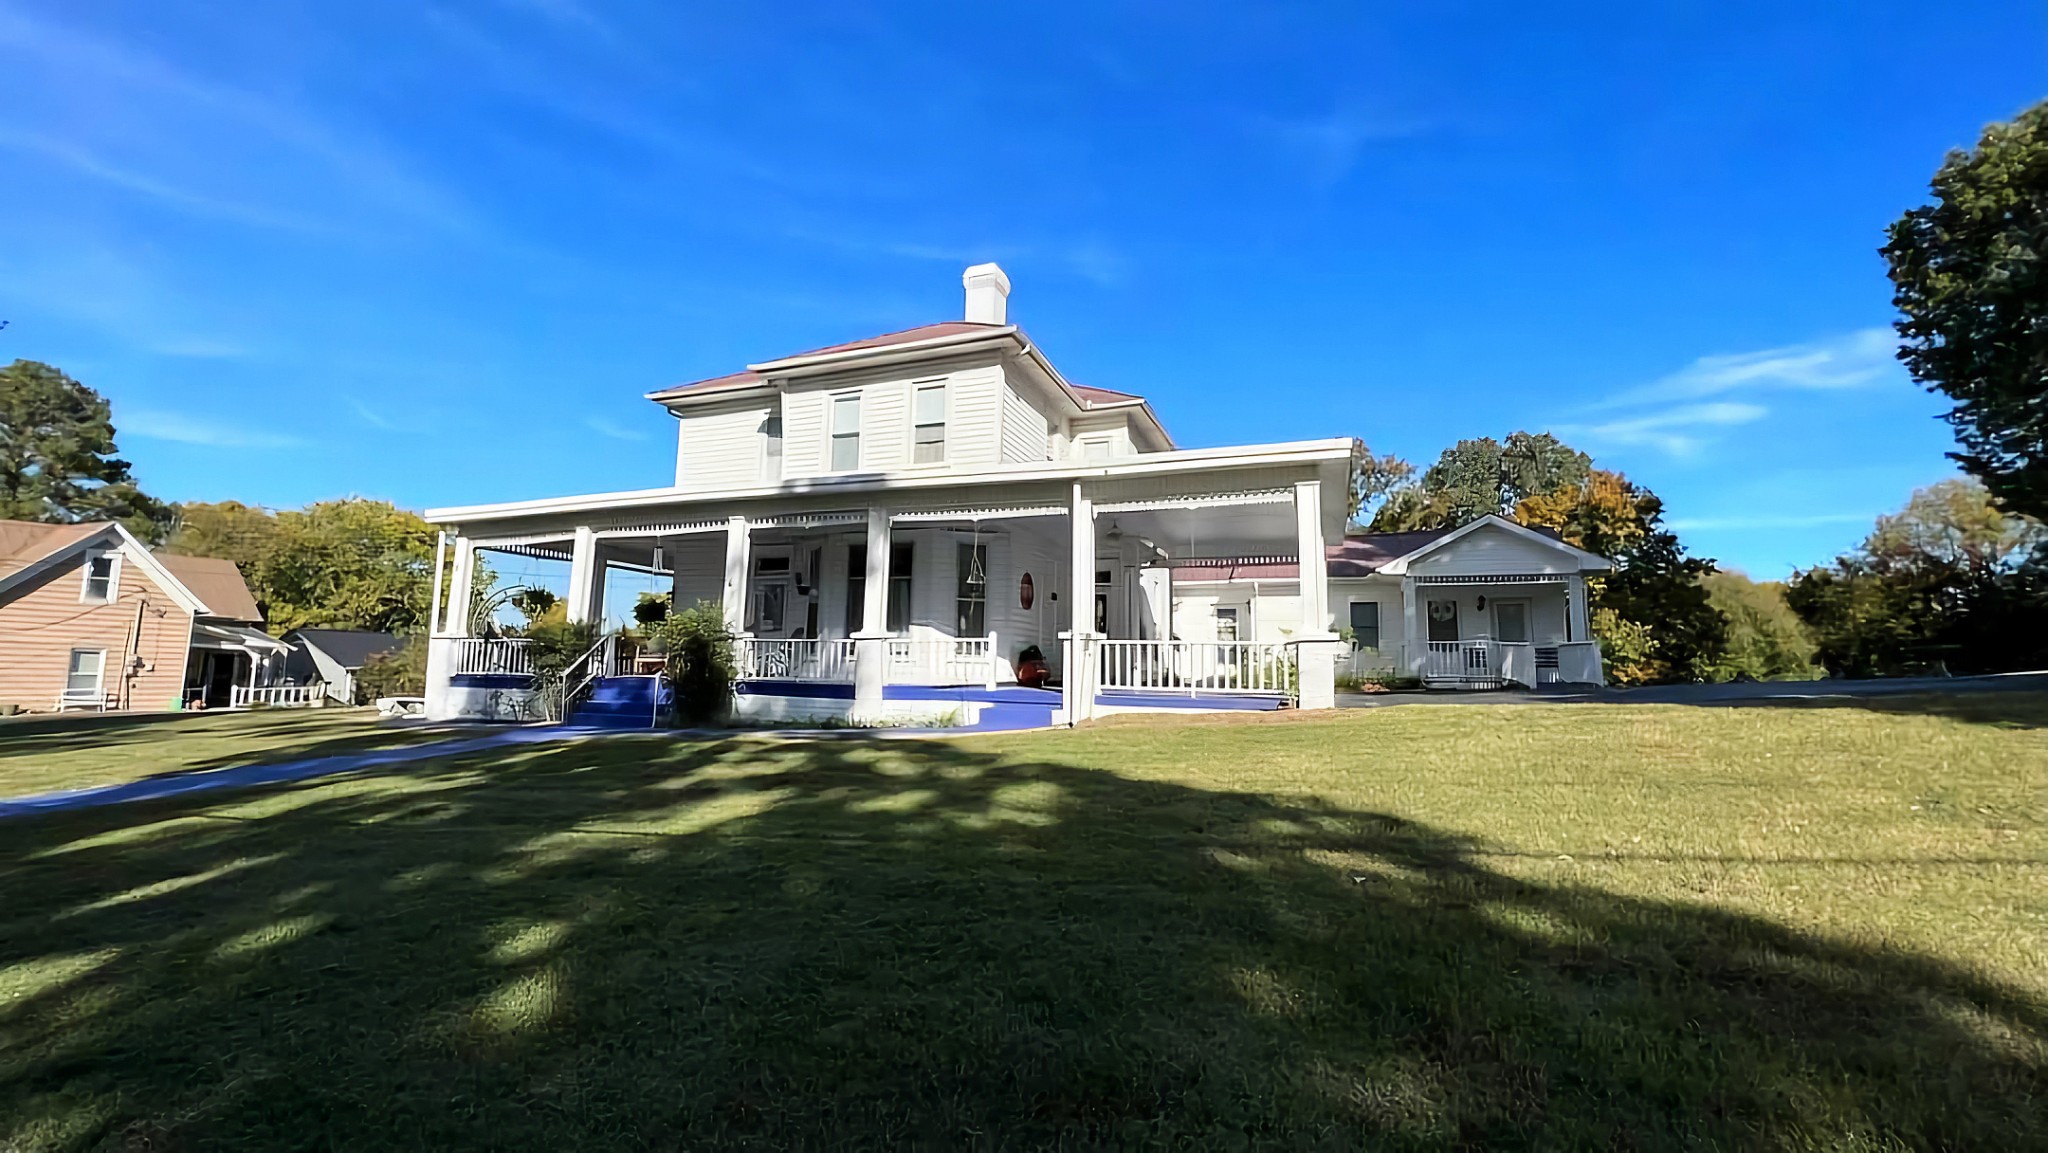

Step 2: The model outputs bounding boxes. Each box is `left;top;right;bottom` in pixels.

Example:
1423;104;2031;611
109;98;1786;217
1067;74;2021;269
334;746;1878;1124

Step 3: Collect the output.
0;736;2042;1150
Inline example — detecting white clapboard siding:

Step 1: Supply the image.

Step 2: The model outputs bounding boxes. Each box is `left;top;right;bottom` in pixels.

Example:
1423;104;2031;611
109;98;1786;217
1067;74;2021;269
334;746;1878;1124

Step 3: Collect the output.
1410;524;1576;576
666;535;726;609
1000;377;1048;463
674;400;772;490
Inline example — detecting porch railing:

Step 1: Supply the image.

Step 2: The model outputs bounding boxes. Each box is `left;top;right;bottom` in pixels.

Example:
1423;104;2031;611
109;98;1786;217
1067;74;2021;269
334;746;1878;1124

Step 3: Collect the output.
231;684;329;709
1424;640;1505;685
1096;639;1296;696
885;635;1000;687
450;637;535;676
735;637;858;681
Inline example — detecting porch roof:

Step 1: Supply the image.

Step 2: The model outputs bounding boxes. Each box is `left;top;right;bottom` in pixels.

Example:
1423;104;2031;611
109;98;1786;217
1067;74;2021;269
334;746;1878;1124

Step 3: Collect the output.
192;622;292;654
426;438;1353;534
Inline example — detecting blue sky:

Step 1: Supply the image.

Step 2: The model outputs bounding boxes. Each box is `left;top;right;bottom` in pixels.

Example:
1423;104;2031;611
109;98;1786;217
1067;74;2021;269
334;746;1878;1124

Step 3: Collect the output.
1;1;2041;578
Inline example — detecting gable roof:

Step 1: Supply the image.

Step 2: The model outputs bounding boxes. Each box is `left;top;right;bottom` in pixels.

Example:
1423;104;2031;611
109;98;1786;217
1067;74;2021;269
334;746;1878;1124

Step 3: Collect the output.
284;628;403;669
1170;518;1608;582
156;554;263;623
646;322;1008;402
0;521;108;581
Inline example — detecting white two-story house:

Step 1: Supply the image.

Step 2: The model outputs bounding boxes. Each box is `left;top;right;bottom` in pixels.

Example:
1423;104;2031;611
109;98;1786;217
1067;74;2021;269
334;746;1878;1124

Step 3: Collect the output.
423;264;1606;728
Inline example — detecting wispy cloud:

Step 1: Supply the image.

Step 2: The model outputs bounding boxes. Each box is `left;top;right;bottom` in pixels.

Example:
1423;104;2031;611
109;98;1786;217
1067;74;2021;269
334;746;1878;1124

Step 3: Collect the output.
0;7;475;237
1559;330;1909;461
1556;401;1768;457
122;410;303;449
584;416;648;441
149;337;248;359
1252;105;1428;184
1601;328;1902;409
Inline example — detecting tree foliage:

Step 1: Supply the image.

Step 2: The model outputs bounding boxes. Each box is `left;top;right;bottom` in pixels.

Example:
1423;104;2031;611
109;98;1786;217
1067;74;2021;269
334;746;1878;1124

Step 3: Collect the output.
1883;100;2048;521
1514;469;1727;684
1786;479;2048;676
1371;433;1590;533
1345;440;1415;527
0;359;172;541
645;599;734;724
1700;571;1818;681
167;498;440;633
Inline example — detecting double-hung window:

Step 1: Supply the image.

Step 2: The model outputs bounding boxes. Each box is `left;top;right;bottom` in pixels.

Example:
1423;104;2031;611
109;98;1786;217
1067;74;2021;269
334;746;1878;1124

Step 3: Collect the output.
80;549;118;603
830;393;861;471
66;649;105;699
1349;601;1381;650
912;383;946;464
845;542;914;632
956;542;986;636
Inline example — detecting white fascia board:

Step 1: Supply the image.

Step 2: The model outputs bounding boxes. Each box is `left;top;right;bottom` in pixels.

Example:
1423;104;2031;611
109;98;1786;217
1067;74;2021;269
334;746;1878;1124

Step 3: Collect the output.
1376;514;1614;576
426;438;1356;527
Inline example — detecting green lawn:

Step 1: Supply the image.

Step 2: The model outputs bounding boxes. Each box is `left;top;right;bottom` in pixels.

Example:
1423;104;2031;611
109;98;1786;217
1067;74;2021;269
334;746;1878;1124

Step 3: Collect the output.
1;696;2043;1150
0;709;474;800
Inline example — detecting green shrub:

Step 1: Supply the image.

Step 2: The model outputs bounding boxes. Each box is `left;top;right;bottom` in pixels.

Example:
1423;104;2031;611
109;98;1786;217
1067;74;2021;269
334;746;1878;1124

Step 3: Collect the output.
645;599;734;724
355;635;427;702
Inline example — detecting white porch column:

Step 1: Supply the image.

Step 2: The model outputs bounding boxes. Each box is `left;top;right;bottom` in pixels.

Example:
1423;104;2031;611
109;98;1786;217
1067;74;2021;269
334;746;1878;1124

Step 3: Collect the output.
1401;576;1422;679
1566;573;1591;642
720;517;750;634
428;530;448;634
566;526;603;625
446;536;478;636
1290;480;1338;710
1061;484;1097;725
851;506;891;721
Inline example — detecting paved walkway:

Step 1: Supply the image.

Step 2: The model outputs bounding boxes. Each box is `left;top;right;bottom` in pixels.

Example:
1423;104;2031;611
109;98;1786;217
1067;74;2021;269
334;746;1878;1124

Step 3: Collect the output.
1339;670;2048;709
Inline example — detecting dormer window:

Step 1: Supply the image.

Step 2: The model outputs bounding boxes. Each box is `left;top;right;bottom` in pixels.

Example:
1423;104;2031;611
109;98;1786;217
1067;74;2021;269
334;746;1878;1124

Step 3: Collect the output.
912;383;946;464
80;549;120;603
830;393;861;471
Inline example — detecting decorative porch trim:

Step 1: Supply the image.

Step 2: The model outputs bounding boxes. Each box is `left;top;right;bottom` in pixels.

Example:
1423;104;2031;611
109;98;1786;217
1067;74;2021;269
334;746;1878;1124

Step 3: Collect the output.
591;519;730;539
467;530;577;550
749;511;868;529
1161;553;1296;568
487;544;574;562
1409;574;1572;585
891;504;1067;523
1094;489;1291;514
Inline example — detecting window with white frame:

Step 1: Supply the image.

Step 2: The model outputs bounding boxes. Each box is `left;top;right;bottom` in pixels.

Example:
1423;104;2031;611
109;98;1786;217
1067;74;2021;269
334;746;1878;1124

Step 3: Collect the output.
65;649;105;698
79;549;119;603
912;383;946;464
1348;601;1381;650
830;393;861;471
1080;437;1111;463
760;411;784;480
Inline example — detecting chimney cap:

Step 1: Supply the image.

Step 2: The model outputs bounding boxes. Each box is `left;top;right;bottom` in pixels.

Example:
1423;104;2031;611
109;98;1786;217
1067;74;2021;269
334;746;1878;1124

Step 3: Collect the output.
962;262;1011;292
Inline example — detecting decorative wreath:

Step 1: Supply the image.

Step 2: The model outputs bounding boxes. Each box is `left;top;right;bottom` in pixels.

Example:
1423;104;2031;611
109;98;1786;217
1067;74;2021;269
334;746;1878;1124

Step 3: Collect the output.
1428;601;1458;623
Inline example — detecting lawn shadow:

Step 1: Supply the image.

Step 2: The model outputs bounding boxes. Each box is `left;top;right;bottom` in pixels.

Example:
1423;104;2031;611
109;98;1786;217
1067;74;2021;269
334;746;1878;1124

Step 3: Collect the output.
1686;687;2048;731
0;735;2041;1149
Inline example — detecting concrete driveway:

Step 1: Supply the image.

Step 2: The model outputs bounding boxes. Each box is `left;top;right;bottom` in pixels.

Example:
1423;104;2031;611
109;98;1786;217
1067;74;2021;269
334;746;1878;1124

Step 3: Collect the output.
1337;670;2048;709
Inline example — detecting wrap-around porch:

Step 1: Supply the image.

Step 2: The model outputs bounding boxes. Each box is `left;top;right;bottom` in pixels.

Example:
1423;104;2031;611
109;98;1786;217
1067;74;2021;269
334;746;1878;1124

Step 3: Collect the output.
424;451;1352;726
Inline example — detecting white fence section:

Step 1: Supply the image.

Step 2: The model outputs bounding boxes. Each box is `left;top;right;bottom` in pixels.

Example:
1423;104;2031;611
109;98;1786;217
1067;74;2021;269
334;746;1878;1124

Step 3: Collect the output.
885;635;1000;687
231;684;329;709
1424;640;1504;685
735;638;859;681
450;638;535;676
1095;639;1296;696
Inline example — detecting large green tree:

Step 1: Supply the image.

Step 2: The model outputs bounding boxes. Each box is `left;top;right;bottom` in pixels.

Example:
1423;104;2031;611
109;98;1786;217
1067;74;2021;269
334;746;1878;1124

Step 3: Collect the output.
1370;432;1590;532
1700;570;1818;681
1515;469;1728;684
168;498;442;633
0;359;172;541
1883;100;2048;520
1786;478;2048;676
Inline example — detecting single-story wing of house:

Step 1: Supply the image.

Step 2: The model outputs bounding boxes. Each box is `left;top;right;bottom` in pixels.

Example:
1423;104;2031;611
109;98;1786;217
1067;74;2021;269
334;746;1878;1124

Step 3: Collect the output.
0;520;292;712
281;628;404;704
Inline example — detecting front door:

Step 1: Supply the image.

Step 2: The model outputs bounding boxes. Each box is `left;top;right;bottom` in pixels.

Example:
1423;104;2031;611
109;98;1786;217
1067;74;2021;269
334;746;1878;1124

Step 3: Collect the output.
1492;599;1531;644
1426;598;1460;642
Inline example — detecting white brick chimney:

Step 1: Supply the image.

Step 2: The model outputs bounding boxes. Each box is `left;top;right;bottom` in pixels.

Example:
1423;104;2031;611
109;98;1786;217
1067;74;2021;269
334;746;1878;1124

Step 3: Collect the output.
963;262;1011;325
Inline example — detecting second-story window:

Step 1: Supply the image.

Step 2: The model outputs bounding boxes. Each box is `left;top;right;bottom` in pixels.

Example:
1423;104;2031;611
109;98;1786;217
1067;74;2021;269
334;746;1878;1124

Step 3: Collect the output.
831;393;861;471
80;549;118;603
913;383;946;464
760;411;783;481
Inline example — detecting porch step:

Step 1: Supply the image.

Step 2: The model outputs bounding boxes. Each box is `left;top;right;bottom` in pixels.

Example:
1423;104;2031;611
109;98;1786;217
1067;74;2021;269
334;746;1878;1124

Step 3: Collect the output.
566;675;670;729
